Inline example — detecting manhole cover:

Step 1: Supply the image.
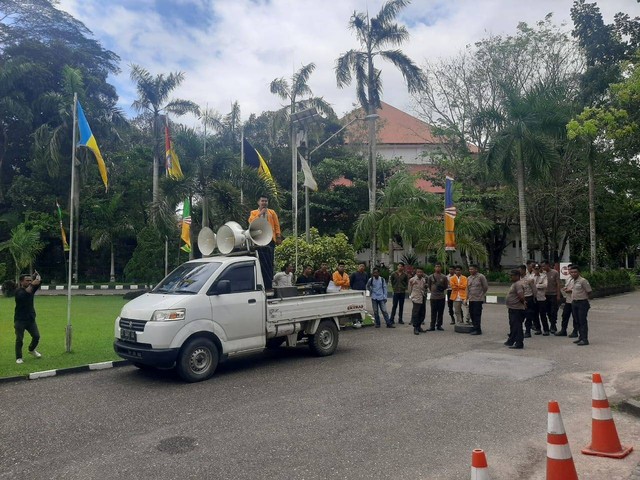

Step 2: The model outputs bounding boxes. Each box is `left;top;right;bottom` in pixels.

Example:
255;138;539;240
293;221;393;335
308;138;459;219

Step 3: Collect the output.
156;436;198;454
424;351;555;381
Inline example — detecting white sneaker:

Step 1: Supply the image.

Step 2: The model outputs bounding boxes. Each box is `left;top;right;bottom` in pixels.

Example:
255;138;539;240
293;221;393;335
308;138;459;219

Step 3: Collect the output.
16;358;23;364
29;350;42;358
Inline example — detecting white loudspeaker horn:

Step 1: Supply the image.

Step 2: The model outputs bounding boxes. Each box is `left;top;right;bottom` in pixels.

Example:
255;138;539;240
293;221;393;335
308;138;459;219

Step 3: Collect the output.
248;217;273;247
197;227;216;256
216;221;246;254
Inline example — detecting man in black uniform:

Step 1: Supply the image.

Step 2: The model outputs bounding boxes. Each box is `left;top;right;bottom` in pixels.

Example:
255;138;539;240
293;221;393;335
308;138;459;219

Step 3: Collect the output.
14;271;43;364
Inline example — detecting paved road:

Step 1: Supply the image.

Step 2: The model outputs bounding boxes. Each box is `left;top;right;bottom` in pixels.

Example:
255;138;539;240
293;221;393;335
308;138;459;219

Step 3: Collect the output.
1;292;639;480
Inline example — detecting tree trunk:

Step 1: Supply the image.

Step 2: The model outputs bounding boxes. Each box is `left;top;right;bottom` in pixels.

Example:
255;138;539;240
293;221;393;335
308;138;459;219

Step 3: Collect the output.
152;115;160;203
588;157;596;272
367;106;377;271
110;241;115;282
516;146;528;264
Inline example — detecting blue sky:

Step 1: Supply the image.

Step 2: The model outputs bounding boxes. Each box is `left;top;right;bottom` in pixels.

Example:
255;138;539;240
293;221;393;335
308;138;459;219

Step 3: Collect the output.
58;0;637;125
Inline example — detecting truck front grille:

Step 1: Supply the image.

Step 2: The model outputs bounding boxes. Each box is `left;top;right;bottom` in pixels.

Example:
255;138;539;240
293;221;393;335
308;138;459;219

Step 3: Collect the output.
119;318;147;332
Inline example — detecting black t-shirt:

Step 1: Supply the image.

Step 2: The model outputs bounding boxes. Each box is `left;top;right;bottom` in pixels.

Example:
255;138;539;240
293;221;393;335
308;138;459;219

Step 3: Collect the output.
14;284;39;322
296;275;314;285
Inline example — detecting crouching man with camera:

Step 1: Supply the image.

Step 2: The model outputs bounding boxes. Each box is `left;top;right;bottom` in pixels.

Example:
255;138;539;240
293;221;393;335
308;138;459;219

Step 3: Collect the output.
426;263;449;331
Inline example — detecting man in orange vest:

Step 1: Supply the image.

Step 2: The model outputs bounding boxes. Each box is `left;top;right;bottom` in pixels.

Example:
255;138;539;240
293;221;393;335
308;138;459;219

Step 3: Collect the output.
449;265;468;324
248;194;282;291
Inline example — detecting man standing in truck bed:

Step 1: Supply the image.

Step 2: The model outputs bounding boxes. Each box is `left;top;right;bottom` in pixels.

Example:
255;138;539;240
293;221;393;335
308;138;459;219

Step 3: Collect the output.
248;194;282;291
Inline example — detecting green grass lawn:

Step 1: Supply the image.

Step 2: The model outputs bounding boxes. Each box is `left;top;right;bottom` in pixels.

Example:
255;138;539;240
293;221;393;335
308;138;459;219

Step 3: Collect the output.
1;296;128;379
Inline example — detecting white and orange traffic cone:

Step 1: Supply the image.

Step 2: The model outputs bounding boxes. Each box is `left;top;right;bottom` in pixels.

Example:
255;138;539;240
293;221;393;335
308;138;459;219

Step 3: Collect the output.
582;373;633;459
471;449;490;480
547;401;579;480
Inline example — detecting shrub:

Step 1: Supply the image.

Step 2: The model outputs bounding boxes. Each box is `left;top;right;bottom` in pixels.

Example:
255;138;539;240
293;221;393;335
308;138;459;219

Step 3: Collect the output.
275;228;357;274
485;271;510;283
582;269;632;290
2;279;17;297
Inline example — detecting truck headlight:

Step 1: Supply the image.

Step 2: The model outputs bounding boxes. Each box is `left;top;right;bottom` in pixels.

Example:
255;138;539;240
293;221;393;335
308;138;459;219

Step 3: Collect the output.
151;308;186;322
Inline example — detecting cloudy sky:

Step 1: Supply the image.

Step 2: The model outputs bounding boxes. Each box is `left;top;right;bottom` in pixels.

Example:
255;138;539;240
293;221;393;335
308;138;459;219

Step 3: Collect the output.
58;0;637;123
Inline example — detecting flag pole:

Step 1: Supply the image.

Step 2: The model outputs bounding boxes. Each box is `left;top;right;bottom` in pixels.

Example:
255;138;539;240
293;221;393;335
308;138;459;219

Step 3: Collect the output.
240;128;244;206
66;93;78;353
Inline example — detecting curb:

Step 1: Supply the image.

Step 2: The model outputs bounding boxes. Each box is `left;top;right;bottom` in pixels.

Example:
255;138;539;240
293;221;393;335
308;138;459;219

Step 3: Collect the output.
0;360;130;384
619;398;640;418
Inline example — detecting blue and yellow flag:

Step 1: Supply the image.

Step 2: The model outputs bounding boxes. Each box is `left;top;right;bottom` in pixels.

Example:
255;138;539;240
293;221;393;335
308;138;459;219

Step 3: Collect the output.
444;176;456;251
243;138;273;182
77;101;108;191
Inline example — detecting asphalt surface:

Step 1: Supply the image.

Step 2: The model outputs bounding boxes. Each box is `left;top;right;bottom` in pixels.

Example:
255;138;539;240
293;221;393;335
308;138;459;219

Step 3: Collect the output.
1;292;639;480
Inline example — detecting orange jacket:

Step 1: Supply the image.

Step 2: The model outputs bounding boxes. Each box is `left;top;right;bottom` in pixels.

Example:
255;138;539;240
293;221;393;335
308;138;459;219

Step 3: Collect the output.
450;274;468;301
248;208;281;242
332;271;350;290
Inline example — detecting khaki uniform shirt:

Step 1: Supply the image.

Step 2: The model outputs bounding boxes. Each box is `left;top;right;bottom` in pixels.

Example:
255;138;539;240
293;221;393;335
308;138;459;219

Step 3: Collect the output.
562;277;575;304
545;269;560;296
571;276;592;300
466;273;488;302
506;282;525;310
521;274;534;297
427;273;448;300
533;272;547;301
408;275;426;304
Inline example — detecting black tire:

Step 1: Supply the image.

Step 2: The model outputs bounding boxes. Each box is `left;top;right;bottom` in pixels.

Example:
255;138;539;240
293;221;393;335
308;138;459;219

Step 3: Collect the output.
454;324;474;333
308;320;339;357
265;337;286;349
176;338;219;382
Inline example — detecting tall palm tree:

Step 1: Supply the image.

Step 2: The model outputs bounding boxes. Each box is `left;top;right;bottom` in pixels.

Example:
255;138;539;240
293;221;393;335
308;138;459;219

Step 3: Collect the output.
129;65;199;203
270;62;335;240
485;84;567;263
84;193;134;282
335;0;425;268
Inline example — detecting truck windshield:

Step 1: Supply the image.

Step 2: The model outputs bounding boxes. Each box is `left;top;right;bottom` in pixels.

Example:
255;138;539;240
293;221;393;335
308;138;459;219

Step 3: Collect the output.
152;262;221;294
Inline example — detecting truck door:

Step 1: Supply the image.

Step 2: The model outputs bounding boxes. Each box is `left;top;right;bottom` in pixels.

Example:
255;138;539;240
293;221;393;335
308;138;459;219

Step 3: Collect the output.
207;261;265;351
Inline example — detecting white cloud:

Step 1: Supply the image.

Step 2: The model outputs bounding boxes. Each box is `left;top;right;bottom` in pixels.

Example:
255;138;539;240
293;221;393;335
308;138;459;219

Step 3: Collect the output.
59;0;639;124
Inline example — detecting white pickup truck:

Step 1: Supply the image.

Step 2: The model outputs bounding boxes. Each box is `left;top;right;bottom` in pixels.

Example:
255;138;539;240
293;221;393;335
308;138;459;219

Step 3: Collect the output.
114;254;366;382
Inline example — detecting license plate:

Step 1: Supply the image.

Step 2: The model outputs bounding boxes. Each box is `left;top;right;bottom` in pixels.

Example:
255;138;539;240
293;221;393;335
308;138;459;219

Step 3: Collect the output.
121;328;136;342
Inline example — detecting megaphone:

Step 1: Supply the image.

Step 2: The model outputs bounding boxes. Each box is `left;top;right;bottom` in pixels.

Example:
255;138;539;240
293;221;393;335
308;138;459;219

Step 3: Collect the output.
216;221;246;254
247;217;273;247
197;227;216;256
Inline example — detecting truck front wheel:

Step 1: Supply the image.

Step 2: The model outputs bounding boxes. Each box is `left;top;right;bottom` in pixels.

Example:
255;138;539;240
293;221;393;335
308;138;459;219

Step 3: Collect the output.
176;338;219;382
308;320;339;357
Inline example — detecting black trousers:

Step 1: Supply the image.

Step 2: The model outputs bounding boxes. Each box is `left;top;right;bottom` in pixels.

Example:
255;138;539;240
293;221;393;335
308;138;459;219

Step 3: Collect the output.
508;309;525;346
411;301;426;327
446;290;455;319
390;292;406;322
524;296;537;332
537;299;549;332
560;302;577;332
468;301;483;332
545;294;558;329
429;298;446;328
572;299;590;341
256;241;275;290
15;320;40;359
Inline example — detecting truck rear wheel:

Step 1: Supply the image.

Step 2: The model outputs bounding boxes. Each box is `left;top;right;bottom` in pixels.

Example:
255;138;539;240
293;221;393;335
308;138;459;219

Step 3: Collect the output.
309;320;339;357
176;338;219;382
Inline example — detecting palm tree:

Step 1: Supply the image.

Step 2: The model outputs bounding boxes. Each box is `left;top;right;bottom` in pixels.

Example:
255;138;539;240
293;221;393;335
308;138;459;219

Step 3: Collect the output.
335;0;425;268
0;223;44;281
355;171;492;265
84;193;134;282
129;65;199;203
270;63;335;240
485;84;566;263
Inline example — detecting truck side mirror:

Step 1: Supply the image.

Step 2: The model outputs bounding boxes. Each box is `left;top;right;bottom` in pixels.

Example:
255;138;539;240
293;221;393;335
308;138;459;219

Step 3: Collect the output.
212;280;231;295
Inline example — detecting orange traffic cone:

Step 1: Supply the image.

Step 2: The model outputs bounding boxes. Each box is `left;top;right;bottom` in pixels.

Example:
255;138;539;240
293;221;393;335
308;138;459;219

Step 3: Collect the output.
471;449;490;480
547;401;579;480
582;373;633;459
